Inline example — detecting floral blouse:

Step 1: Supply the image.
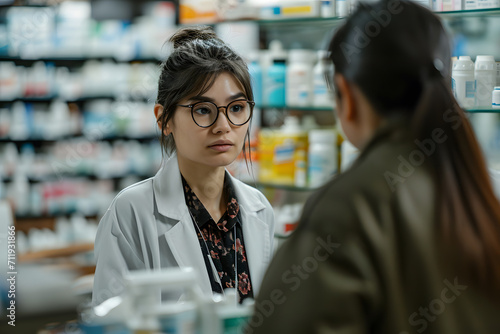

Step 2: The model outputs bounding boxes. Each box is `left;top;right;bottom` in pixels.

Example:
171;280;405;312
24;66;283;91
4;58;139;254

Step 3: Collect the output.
181;174;254;304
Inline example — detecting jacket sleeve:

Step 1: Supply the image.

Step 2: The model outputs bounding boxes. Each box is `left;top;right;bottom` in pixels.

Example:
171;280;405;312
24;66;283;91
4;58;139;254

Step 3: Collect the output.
250;191;381;334
91;204;145;306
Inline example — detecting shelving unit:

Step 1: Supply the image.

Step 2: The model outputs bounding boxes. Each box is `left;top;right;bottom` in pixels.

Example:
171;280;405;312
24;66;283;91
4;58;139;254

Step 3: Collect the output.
18;243;94;262
1;4;499;246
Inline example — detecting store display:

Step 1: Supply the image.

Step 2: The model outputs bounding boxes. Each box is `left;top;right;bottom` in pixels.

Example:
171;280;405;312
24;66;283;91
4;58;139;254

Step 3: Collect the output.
308;129;338;188
452;56;476;108
496;62;500;86
321;0;336;17
263;40;287;107
286;49;315;107
1;3;499;332
336;0;349;17
248;52;263;107
493;87;500;108
475;55;497;107
313;50;333;108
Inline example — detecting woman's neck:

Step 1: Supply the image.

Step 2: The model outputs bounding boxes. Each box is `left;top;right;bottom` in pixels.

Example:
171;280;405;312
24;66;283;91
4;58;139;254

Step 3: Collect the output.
178;158;227;222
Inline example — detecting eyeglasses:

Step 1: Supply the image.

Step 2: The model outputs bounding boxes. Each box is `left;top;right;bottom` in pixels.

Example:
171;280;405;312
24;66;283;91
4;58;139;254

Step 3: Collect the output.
177;99;255;128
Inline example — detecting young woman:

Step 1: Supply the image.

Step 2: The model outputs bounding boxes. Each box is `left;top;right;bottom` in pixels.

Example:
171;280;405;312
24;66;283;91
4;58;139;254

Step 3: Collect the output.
252;1;500;333
92;27;275;306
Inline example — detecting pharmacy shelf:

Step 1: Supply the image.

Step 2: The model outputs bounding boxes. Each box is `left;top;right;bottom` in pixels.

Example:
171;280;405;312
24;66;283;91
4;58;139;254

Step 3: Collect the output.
0;135;157;144
222;8;500;27
18;243;94;263
0;56;162;66
14;214;98;232
466;108;500;113
2;171;153;183
252;181;321;192
440;7;500;18
0;95;154;104
259;105;334;112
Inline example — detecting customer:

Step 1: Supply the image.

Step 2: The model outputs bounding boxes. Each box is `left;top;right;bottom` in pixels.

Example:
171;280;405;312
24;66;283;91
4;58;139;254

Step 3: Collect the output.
92;26;274;306
250;1;500;333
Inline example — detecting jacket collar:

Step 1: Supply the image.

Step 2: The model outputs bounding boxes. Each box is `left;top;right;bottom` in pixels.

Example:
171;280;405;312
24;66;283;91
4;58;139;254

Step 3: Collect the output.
153;153;265;221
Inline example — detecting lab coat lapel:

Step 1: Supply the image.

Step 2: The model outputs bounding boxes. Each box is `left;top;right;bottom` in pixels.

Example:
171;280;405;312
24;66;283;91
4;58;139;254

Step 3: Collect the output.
230;174;271;295
240;205;270;295
153;154;213;295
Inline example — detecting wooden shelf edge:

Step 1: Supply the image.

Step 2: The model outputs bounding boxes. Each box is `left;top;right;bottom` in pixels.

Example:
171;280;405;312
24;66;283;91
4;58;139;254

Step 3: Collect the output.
18;243;94;262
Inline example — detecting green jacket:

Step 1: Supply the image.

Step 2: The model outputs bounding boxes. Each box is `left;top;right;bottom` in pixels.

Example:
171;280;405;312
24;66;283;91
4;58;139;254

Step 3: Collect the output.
251;122;500;334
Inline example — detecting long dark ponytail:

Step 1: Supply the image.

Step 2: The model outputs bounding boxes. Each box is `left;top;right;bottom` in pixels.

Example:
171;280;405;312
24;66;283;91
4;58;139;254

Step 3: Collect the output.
329;0;500;295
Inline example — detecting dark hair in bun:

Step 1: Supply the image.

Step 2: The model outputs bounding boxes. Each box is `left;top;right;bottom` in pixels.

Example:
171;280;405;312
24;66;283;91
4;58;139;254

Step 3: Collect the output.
169;26;220;49
156;25;253;156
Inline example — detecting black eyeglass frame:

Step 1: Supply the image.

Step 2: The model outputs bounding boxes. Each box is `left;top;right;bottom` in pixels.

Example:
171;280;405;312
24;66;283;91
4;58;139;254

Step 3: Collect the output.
177;99;255;128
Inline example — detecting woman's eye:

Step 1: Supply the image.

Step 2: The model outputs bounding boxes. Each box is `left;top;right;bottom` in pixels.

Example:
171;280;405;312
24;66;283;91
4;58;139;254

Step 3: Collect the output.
194;107;212;115
230;105;243;113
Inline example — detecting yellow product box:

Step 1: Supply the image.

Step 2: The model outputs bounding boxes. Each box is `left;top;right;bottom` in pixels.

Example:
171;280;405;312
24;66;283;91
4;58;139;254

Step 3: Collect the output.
258;129;276;183
259;0;320;20
272;132;308;185
180;0;218;24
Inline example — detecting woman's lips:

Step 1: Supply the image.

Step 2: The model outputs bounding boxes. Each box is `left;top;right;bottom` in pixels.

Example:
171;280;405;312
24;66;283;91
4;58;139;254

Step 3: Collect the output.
209;144;233;152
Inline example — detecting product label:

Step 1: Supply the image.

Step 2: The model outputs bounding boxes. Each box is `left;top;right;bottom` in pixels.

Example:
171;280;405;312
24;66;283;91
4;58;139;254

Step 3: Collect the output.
464;0;477;9
466;80;476;98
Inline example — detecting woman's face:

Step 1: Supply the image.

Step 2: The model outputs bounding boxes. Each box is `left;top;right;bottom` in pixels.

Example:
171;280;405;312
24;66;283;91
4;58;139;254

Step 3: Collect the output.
167;72;250;170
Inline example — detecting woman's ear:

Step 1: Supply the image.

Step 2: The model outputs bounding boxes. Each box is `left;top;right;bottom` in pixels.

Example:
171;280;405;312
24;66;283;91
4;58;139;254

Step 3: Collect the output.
334;74;357;122
154;104;171;136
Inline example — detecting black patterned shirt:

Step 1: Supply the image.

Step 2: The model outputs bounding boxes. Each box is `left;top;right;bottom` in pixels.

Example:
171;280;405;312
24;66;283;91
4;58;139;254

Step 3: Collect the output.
181;173;253;303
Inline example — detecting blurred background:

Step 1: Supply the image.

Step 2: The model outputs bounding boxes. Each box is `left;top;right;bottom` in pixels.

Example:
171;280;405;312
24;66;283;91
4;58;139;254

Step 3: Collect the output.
0;0;499;332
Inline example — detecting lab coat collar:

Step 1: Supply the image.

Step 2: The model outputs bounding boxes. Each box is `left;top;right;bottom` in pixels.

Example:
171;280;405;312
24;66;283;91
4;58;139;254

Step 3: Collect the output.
152;153;266;220
152;153;270;297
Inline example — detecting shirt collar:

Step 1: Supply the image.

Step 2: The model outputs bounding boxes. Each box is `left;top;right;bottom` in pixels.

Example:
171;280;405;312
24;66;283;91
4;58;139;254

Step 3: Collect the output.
181;172;241;231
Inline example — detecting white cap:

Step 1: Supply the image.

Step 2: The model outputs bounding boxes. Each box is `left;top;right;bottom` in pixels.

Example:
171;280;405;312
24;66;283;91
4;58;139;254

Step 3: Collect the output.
309;129;336;144
268;40;287;61
288;49;315;64
453;56;474;71
475;55;496;70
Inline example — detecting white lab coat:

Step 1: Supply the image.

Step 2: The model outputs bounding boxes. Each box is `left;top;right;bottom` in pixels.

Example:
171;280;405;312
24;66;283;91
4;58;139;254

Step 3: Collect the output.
92;154;275;306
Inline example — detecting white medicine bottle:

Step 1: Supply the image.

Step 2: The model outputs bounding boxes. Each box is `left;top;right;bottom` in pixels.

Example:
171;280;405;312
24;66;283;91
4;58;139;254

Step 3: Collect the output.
452;56;475;108
313;50;332;108
308;129;337;188
475;55;496;107
286;49;315;107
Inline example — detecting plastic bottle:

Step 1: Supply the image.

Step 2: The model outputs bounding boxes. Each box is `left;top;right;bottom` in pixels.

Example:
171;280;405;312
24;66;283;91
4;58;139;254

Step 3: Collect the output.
247;51;263;107
308;129;337;188
475;55;496;107
12;171;30;216
273;116;308;185
340;139;359;172
263;40;287;107
452;56;475;109
313;50;333;108
337;0;349;16
321;0;336;17
492;86;500;108
286;49;315;107
123;268;202;334
214;289;253;334
464;0;477;9
496;62;500;86
9;101;29;140
46;100;71;139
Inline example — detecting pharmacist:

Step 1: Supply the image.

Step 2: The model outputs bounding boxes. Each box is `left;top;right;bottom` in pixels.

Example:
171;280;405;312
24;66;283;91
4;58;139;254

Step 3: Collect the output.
251;1;500;333
92;27;274;306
